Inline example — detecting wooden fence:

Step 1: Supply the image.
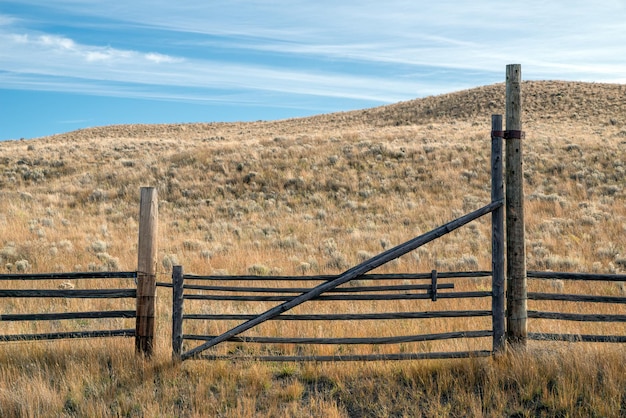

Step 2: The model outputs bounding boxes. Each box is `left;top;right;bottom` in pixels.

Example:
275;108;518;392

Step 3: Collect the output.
1;63;625;362
0;187;159;356
0;271;137;341
526;271;626;343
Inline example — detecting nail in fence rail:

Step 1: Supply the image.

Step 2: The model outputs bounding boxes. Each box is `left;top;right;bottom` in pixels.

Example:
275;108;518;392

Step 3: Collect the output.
0;271;137;342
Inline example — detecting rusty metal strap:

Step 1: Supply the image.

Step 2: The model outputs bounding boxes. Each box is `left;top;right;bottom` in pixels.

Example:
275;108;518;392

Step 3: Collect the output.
491;130;525;139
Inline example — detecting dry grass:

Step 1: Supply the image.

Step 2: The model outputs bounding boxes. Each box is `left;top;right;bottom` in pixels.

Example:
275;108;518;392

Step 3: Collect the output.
0;80;625;416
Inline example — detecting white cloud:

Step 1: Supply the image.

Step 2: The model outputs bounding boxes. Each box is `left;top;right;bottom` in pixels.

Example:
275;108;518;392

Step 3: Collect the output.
145;53;181;64
85;51;113;62
39;35;76;50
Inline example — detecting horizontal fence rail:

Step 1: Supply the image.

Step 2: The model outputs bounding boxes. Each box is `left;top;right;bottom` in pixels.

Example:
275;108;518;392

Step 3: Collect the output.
0;272;138;280
161;283;455;293
0;329;136;342
528;293;626;304
181;291;492;302
183;310;492;321
183;330;493;345
0;271;137;342
527;271;626;282
0;311;136;321
0;289;136;298
528;311;626;322
528;333;626;343
196;351;494;362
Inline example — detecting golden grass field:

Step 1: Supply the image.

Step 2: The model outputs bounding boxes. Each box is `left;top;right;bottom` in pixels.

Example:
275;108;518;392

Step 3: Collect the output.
0;80;625;416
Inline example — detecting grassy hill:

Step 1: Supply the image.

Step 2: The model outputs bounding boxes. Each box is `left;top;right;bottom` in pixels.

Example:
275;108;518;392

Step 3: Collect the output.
0;80;625;416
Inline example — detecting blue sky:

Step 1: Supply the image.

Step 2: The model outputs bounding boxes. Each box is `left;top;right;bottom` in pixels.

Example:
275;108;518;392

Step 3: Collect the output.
1;1;625;140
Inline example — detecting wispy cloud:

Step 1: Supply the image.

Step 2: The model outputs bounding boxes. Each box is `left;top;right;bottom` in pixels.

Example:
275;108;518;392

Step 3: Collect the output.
0;23;457;104
1;0;625;110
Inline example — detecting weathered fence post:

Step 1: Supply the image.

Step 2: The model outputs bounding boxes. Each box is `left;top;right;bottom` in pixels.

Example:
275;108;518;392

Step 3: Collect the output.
491;115;505;353
136;187;158;356
505;64;527;346
172;265;184;361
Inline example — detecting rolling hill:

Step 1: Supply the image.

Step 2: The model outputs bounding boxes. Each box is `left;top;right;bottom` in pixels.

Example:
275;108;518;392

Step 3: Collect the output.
0;80;625;417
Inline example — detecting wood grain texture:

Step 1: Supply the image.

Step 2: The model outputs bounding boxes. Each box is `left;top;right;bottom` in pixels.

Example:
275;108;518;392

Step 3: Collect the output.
184;310;492;321
0;272;137;281
527;271;626;281
0;289;135;298
491;114;506;353
505;64;527;346
183;330;492;345
0;310;136;321
195;351;493;362
0;329;135;342
182;291;492;302
172;265;184;360
136;187;158;356
528;311;626;321
528;292;626;303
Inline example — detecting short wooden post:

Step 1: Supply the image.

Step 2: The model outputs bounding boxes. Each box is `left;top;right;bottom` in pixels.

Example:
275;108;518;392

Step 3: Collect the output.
136;187;158;356
505;64;527;346
172;265;184;361
430;269;438;301
491;115;505;353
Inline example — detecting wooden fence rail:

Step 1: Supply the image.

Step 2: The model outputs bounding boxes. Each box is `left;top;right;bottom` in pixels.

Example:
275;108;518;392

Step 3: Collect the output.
182;311;493;321
163;271;493;282
0;329;135;342
197;351;494;362
0;289;136;298
181;292;492;302
528;271;626;281
0;272;138;280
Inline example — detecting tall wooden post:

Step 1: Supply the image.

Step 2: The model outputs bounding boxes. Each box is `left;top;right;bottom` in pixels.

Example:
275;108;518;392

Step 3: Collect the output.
491;115;505;353
136;187;158;356
172;265;184;361
505;64;527;346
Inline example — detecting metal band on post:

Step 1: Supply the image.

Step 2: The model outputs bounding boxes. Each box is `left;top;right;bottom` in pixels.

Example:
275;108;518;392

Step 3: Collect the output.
491;130;525;140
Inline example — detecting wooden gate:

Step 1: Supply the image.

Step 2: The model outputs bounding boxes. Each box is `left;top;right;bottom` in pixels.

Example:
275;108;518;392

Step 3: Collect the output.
170;116;506;361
